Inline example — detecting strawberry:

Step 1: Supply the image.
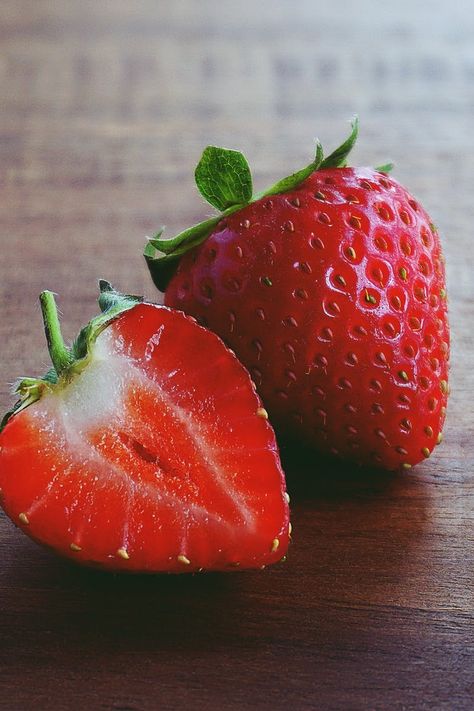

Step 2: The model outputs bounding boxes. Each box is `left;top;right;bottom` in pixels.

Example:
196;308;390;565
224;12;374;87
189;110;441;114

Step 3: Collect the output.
145;118;449;471
0;282;289;572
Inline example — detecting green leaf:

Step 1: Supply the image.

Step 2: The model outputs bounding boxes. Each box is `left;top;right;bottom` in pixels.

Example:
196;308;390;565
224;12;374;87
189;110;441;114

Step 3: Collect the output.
256;140;324;200
144;220;222;292
97;280;143;314
72;284;141;361
320;116;359;169
0;406;17;432
144;119;363;293
375;162;394;174
143;201;248;290
0;377;51;433
195;146;253;211
147;217;222;256
145;251;184;293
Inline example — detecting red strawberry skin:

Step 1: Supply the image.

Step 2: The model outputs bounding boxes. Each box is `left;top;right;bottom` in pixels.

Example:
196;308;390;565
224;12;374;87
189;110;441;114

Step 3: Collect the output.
165;168;449;470
0;303;289;572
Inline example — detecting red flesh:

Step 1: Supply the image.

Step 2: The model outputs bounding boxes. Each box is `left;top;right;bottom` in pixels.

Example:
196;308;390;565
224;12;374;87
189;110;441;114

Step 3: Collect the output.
0;304;289;571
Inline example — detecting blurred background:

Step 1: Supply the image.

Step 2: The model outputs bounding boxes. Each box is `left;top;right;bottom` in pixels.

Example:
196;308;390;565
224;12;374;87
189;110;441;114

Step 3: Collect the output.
2;1;473;286
2;0;473;401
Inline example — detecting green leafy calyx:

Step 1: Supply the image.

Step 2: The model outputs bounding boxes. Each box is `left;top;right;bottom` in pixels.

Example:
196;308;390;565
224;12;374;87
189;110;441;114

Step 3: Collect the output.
0;281;142;432
195;146;253;210
145;117;391;291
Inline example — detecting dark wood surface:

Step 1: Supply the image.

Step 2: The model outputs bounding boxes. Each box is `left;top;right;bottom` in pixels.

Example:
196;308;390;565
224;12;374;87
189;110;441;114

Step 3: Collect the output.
1;2;473;709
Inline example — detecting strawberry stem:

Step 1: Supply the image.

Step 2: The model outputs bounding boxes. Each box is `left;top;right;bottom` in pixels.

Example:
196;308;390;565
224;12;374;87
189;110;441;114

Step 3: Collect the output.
1;282;143;432
39;291;73;377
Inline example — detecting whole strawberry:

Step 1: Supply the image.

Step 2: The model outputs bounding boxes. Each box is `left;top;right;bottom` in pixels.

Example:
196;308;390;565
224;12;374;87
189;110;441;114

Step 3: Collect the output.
145;119;449;471
0;282;289;571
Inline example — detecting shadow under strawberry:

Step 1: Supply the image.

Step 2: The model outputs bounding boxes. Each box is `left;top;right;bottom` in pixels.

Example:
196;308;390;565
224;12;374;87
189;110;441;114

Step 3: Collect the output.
279;436;400;501
0;476;433;710
0;531;290;655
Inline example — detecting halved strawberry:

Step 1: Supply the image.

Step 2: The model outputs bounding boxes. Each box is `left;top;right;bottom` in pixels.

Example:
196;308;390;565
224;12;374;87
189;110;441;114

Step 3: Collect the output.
0;282;289;572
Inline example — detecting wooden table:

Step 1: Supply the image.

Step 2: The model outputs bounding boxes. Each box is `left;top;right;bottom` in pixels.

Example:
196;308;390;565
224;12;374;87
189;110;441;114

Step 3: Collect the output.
1;2;473;709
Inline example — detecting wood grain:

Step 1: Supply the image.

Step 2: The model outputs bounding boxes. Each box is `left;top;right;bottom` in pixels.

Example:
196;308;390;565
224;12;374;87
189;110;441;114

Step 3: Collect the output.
0;1;473;709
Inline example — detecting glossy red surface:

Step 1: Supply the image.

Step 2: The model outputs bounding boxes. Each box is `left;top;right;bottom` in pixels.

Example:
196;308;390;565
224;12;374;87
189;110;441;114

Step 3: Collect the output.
166;168;449;470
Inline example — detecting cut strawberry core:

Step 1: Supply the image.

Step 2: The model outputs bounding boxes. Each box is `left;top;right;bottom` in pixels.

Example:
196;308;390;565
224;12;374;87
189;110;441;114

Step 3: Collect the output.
0;304;289;572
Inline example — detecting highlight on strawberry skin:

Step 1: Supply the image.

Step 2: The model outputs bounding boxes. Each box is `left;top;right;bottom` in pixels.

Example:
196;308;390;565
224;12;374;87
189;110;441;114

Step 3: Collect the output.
146;118;450;471
0;282;290;572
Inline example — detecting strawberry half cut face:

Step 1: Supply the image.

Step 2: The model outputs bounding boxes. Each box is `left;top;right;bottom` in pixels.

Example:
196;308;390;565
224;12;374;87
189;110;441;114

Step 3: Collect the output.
0;284;289;572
